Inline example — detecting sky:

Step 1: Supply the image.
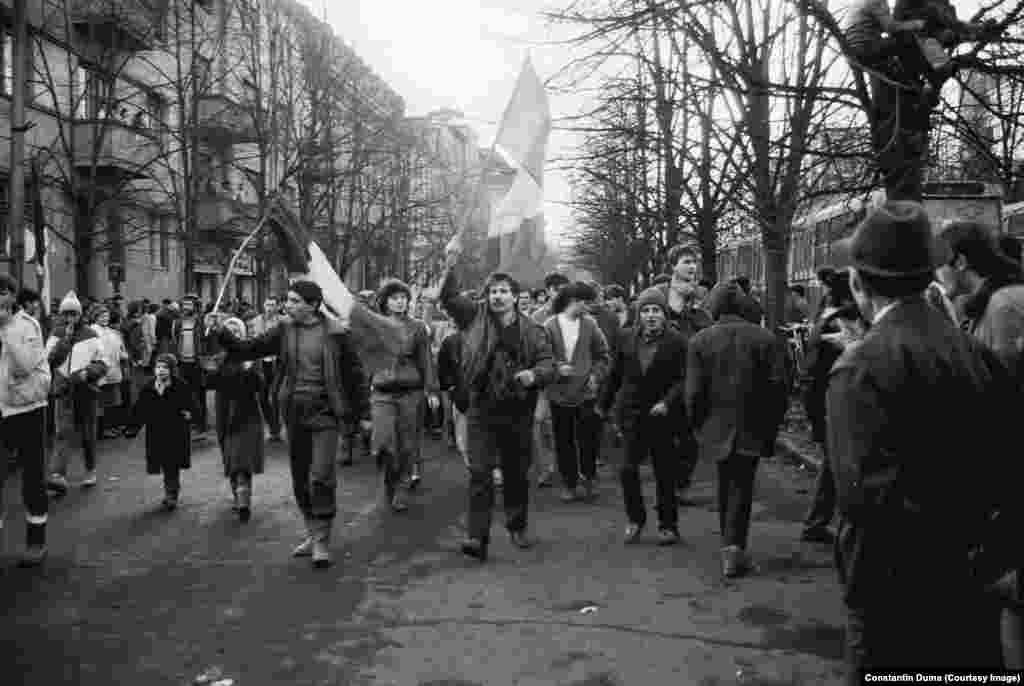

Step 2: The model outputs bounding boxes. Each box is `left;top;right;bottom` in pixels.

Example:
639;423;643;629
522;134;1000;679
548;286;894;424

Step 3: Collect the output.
300;0;580;244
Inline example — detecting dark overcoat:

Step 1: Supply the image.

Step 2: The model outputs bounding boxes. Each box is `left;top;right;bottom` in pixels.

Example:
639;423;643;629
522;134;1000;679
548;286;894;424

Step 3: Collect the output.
601;326;688;433
208;361;265;476
128;377;196;474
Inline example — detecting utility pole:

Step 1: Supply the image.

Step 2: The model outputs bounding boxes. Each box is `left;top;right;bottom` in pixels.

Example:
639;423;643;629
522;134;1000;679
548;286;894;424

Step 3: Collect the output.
7;0;29;287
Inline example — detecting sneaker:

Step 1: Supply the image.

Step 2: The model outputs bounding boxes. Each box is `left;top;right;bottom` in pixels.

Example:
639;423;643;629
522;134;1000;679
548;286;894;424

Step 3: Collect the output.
657;528;681;546
81;471;98;488
492;468;503;488
162;494;178;511
312;541;332;568
47;474;69;495
391;490;408;513
624;522;644;544
18;545;47;568
409;464;422;491
460;537;488;562
292;537;315;558
560;488;577;503
509;531;534;550
722;545;753;578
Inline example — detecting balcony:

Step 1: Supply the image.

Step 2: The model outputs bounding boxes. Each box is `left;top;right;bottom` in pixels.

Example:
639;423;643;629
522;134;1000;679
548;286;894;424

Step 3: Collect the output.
196;95;259;145
71;120;162;182
69;0;157;52
195;192;257;236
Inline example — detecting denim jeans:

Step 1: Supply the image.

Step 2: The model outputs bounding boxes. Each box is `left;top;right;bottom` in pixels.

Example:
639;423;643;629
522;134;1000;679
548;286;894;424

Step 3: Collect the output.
287;421;340;521
619;414;677;531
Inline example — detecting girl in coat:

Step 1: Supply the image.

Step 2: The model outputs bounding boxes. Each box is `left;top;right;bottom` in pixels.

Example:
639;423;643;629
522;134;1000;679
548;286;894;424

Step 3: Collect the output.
124;354;196;511
207;317;265;522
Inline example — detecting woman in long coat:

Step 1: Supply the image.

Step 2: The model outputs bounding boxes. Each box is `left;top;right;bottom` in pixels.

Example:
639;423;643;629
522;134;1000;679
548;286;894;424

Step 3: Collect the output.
208;316;265;522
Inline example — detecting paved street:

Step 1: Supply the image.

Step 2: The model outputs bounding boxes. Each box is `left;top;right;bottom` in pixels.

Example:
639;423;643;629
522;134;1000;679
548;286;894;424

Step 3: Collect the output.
1;429;846;686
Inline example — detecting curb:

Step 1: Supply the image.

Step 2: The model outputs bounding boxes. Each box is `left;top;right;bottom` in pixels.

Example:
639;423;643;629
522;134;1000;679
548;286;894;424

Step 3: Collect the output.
775;433;822;471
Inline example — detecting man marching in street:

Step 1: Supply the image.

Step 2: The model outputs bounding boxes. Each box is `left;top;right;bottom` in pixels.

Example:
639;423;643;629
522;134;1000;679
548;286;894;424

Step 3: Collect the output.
216;281;371;568
172;295;209;434
372;278;440;512
826;201;1008;679
685;282;788;577
0;279;52;566
601;287;687;546
440;245;555;562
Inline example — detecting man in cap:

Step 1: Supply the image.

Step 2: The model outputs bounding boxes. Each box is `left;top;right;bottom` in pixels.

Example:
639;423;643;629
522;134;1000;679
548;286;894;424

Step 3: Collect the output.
827;201;1007;679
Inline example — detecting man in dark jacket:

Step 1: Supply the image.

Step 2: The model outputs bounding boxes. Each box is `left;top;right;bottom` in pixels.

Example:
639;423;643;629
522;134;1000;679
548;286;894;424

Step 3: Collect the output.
441;250;555;562
685;282;787;578
828;201;1007;680
601;287;688;546
217;281;371;569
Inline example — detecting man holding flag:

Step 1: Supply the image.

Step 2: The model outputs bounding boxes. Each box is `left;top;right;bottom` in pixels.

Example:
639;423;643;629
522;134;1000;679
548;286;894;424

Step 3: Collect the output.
440;57;556;562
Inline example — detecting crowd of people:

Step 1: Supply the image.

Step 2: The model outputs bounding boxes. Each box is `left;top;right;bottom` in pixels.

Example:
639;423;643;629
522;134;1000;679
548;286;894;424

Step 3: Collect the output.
2;198;1023;680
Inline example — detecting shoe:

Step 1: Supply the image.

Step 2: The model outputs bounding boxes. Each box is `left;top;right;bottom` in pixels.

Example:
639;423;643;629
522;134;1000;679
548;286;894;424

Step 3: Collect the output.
657;528;681;546
81;471;98;488
162;495;178;511
492;468;503;488
624;522;644;544
722;545;752;578
236;486;251;522
238;506;251;523
340;456;354;467
460;538;488;561
231;489;239;512
537;472;553;488
47;474;69;495
509;531;534;550
391;490;408;513
312;541;332;568
582;479;596;501
409;464;422;491
268;434;283;444
18;545;47;568
560;488;577;503
801;527;835;545
292;537;315;558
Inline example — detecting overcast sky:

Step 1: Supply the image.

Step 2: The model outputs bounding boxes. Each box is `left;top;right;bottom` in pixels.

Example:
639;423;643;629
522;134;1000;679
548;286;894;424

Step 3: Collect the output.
300;0;579;242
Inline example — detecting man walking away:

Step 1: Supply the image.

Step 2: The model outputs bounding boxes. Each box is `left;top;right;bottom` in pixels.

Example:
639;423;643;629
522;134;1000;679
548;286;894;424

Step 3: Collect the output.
686;282;788;578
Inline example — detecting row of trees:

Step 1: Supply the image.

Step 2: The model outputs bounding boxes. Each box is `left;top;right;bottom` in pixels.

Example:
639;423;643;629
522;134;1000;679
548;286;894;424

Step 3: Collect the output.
19;0;478;297
553;0;1024;328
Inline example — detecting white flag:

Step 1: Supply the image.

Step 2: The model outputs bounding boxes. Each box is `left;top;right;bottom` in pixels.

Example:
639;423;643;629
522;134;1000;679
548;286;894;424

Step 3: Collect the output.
488;57;551;238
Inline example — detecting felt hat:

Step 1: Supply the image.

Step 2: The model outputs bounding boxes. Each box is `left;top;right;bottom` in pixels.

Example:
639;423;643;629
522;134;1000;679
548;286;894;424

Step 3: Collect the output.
839;201;937;279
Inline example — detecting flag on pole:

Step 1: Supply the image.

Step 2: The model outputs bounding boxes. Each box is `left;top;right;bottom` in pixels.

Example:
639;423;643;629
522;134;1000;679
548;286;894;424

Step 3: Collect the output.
262;198;407;374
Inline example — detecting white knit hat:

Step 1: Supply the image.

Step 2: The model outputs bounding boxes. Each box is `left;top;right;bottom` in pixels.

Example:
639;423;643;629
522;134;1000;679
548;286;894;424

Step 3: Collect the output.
59;291;82;313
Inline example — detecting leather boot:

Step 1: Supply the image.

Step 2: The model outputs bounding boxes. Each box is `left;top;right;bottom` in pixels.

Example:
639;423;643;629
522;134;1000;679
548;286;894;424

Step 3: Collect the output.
292;517;315;557
236;485;251;523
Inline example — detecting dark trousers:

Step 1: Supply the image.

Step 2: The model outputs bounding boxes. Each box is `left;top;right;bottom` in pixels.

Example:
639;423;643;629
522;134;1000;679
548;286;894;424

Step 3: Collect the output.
287;421;340;521
163;465;181;495
51;387;98;475
259;360;281;437
179;361;207;431
0;408;49;523
550;401;600;489
619;414;677;531
843;591;1000;684
717;454;758;549
803;451;836;532
676;429;698;492
465;408;532;541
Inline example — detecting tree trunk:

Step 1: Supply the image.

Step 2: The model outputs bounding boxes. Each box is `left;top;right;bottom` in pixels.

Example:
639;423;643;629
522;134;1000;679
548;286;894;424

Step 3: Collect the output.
761;227;788;332
74;197;94;296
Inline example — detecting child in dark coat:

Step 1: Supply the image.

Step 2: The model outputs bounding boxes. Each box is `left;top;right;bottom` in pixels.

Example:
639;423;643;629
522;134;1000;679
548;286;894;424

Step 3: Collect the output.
124;353;196;510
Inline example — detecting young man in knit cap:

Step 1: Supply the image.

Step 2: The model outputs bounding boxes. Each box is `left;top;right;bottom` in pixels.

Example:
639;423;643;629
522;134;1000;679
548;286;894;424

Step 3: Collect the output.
601;286;688;545
828;201;1008;680
441;247;555;562
46;291;108;494
0;277;52;566
685;282;788;577
215;280;371;568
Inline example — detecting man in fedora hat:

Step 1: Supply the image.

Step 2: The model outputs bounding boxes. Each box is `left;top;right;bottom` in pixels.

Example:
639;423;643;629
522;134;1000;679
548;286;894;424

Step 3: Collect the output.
827;200;1007;680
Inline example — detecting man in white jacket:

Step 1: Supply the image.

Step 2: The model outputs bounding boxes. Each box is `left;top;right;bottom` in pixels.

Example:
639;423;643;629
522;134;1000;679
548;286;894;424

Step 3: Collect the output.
46;291;108;494
0;279;53;566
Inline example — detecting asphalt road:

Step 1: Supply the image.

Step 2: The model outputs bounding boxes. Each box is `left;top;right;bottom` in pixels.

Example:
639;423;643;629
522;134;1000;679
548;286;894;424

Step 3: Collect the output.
1;427;846;686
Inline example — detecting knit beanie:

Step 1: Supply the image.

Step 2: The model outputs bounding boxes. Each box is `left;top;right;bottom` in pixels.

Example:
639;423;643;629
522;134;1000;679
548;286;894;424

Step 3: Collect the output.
59;291;83;313
634;287;668;314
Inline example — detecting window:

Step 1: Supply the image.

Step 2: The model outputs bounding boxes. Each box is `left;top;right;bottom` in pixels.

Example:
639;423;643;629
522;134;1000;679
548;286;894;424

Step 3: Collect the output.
150;215;170;270
1;29;13;96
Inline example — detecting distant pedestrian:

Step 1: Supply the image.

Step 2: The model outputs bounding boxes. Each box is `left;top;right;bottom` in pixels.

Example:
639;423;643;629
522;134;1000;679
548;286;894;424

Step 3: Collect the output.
686;282;788;578
208;317;265;523
124;354;196;511
248;296;283;442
